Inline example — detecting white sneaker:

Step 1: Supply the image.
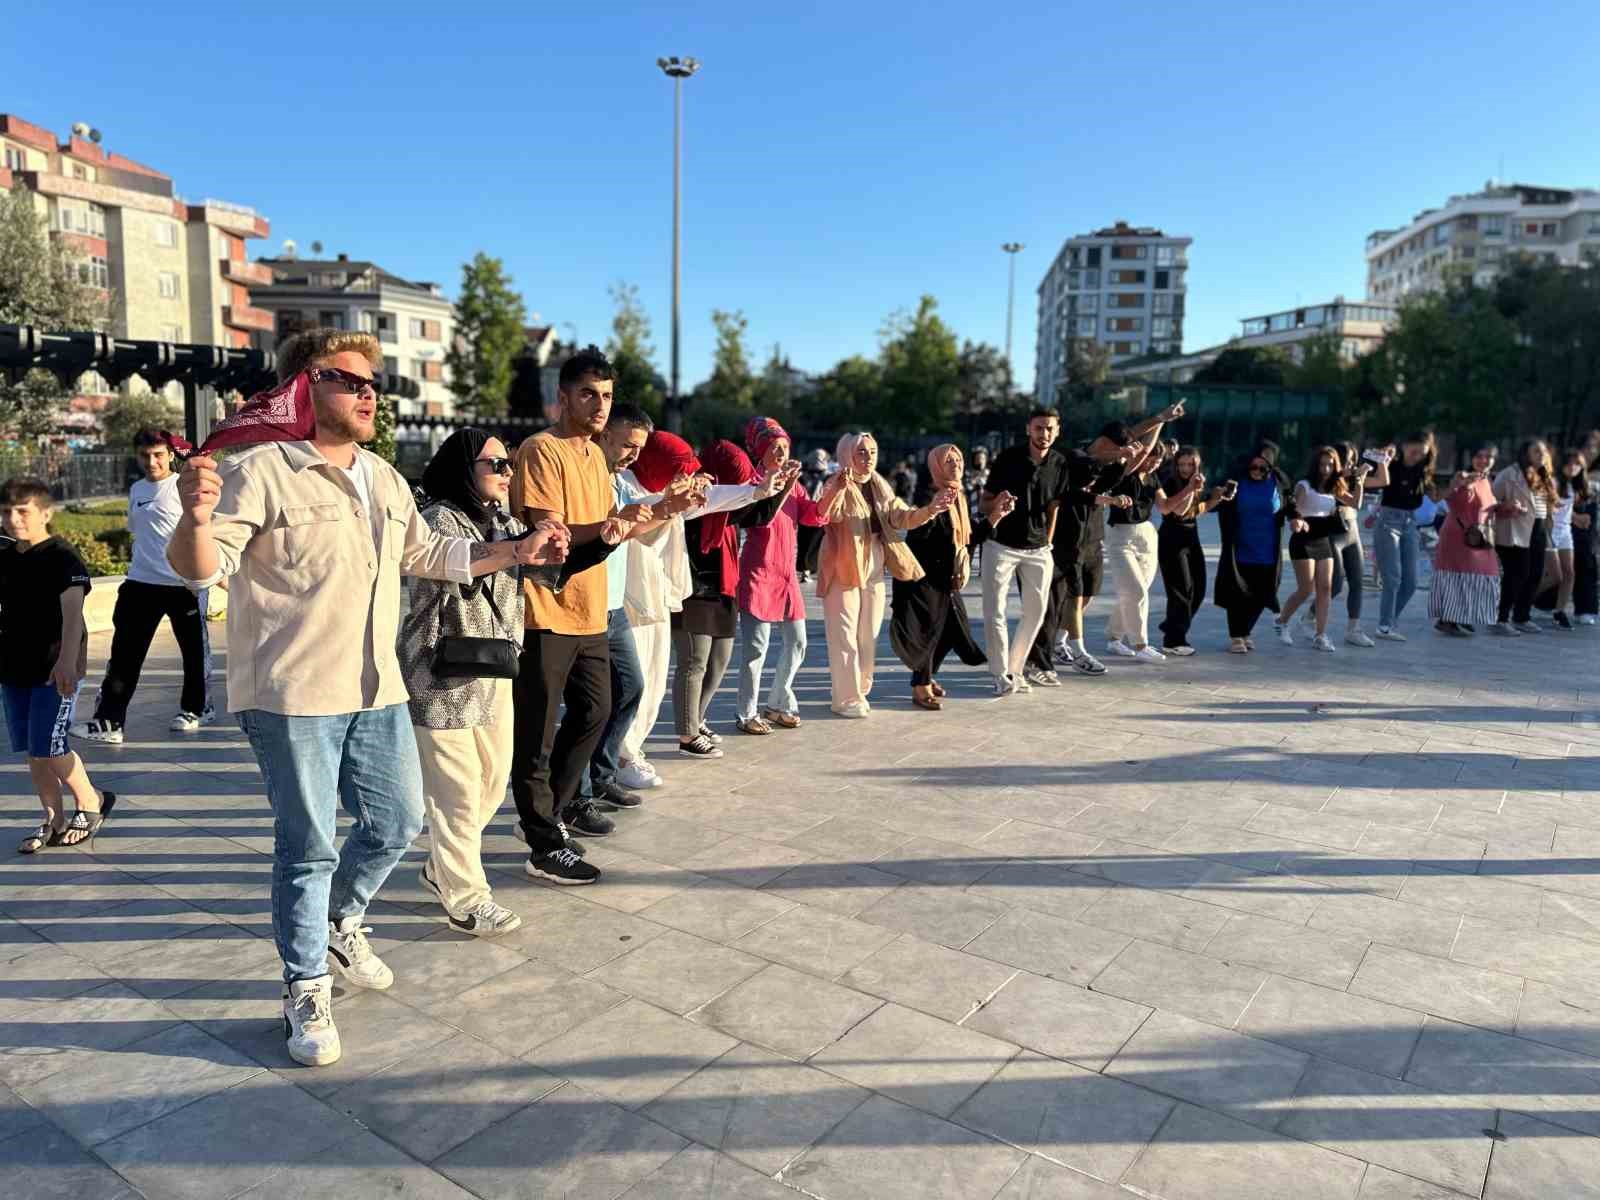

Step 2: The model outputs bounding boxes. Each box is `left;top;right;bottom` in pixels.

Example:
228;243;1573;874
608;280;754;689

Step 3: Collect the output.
283;976;341;1067
1024;668;1062;687
992;674;1018;697
1011;672;1033;693
1491;621;1522;637
1052;643;1076;667
1164;645;1197;656
1312;634;1336;653
449;898;523;937
1132;645;1167;664
1275;622;1294;647
830;701;870;719
617;760;663;790
71;719;124;744
1345;628;1375;647
1106;639;1136;658
1580;614;1598;626
1375;626;1407;642
328;916;394;990
1071;653;1108;675
170;707;217;732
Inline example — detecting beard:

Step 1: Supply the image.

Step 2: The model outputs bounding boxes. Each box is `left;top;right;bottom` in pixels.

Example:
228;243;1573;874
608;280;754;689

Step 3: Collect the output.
315;405;375;443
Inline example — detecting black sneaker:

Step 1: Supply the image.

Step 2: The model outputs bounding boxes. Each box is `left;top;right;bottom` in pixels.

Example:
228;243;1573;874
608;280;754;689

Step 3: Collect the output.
565;801;615;837
526;847;600;885
595;780;643;809
697;723;724;746
1554;611;1574;629
679;734;724;759
515;818;586;856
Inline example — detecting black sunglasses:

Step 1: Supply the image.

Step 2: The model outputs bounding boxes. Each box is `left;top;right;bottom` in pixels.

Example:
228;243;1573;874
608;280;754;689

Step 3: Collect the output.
475;456;513;476
308;367;383;396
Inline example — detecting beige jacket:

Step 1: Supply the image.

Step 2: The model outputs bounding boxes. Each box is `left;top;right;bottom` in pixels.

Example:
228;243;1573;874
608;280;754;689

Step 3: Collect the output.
175;441;471;716
1491;465;1547;549
816;471;927;596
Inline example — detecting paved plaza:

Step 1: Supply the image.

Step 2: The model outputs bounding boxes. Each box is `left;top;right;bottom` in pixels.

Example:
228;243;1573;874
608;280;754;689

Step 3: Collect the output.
4;565;1600;1200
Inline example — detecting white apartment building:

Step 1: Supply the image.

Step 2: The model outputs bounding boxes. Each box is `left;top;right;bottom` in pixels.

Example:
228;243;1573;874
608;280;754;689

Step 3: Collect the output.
1235;298;1395;363
1366;182;1600;302
248;255;455;417
1035;221;1191;407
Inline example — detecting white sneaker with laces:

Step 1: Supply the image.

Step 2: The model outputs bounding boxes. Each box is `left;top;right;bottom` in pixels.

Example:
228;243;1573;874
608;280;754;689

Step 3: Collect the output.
1071;653;1108;675
617;760;662;790
1345;627;1375;647
328;916;394;990
449;898;523;937
1024;668;1061;687
1106;639;1136;658
1312;634;1337;653
1275;622;1294;647
283;975;341;1067
1132;645;1167;664
992;674;1017;697
170;707;217;732
71;719;124;744
1164;645;1197;656
1375;626;1407;641
1052;643;1076;666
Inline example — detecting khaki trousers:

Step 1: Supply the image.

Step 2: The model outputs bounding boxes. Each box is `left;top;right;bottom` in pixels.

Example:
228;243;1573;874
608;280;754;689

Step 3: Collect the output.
414;679;513;914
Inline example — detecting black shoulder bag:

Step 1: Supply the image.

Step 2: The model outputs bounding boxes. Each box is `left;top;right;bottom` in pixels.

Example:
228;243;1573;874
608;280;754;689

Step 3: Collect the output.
431;577;520;680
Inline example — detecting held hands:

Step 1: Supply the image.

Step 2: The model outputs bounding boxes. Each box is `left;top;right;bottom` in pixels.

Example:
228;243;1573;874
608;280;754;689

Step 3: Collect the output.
1574;512;1593;530
756;459;802;499
926;485;958;516
178;454;222;525
517;519;570;565
616;502;654;524
1290;518;1311;533
599;516;632;545
991;490;1018;520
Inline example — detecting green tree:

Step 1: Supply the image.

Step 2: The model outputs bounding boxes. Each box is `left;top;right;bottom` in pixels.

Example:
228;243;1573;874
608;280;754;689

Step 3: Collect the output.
98;391;180;452
0;181;108;437
955;341;1013;416
706;309;755;411
810;355;883;432
369;393;398;463
1492;258;1600;449
445;252;527;417
1059;338;1114;430
1285;331;1351;392
877;295;960;435
605;281;666;423
1193;346;1292;386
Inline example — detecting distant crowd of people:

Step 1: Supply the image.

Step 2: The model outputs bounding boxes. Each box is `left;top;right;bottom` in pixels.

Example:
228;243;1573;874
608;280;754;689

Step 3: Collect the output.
2;325;1595;1071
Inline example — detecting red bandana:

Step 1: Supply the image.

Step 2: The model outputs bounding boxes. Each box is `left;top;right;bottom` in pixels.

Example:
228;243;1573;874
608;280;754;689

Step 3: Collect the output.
200;373;316;455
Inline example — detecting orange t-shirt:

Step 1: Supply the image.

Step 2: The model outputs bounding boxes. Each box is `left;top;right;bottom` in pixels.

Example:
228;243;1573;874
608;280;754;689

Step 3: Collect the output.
511;431;613;635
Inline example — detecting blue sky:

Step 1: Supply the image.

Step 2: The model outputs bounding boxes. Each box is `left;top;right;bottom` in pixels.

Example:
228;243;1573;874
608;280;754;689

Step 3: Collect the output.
7;1;1599;393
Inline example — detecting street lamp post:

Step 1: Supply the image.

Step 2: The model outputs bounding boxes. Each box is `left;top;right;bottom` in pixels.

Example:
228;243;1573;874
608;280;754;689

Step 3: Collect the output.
657;55;700;431
1001;242;1024;370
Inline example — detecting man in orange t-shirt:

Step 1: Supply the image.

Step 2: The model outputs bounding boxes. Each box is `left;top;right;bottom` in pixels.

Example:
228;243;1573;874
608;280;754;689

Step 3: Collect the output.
509;347;649;885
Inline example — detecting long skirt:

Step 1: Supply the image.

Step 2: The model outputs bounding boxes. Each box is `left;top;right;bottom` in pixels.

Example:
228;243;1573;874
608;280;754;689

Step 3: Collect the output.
890;578;986;687
1428;568;1499;626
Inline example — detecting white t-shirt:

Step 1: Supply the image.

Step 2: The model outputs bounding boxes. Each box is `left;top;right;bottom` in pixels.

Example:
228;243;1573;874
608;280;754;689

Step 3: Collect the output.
1293;481;1338;518
338;455;382;547
127;474;187;586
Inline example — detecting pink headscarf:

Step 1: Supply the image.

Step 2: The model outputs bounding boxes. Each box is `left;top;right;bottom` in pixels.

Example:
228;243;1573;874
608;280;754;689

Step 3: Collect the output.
744;416;788;467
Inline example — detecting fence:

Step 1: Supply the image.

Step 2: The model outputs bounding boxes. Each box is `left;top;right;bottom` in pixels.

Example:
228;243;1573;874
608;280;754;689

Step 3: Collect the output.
0;452;131;503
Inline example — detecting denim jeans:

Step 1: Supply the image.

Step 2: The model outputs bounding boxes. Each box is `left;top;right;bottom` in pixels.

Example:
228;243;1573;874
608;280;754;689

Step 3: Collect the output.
736;611;807;719
1373;507;1419;628
238;704;424;984
580;608;644;799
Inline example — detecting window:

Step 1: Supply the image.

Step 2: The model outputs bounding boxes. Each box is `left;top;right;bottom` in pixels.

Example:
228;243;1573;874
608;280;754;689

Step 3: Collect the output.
1152;317;1173;338
1155;246;1175;265
1153;294;1174;314
1083;269;1100;288
318;310;345;330
1110;269;1146;284
1110;293;1144;308
1106;317;1142;333
158;271;180;299
2;145;24;171
1541;222;1557;238
1085;246;1102;267
1484;214;1504;235
1074;317;1097;336
1111;244;1148;260
1457;214;1478;230
1111;341;1140;355
1078;294;1099;313
383;356;399;377
1153;270;1170;290
159;324;182;343
1269;313;1294;332
1066;270;1080;290
71;163;87;179
1460;245;1476;259
1432;224;1451;246
409;317;426;338
87;203;105;237
154;221;178;247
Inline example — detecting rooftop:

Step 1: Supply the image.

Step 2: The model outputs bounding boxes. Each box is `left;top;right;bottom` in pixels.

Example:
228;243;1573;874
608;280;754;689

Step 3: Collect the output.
255;256;443;296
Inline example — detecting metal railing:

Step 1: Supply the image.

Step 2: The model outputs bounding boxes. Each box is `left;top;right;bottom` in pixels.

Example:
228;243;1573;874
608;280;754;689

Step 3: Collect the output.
0;451;130;501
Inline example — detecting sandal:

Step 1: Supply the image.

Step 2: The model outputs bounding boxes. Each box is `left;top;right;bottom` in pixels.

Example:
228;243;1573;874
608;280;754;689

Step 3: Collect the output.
53;791;117;849
735;716;772;736
18;821;59;854
761;708;801;729
929;682;946;698
911;686;943;712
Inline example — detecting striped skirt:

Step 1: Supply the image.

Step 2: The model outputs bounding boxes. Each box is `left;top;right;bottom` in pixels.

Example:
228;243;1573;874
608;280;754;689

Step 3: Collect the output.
1428;568;1499;626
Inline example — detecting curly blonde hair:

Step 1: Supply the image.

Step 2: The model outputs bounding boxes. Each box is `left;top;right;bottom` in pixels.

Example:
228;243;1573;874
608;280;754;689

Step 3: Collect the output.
276;328;382;383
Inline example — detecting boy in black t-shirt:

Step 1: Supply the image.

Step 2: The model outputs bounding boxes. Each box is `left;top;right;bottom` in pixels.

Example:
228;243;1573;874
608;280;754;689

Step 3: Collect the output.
0;479;115;853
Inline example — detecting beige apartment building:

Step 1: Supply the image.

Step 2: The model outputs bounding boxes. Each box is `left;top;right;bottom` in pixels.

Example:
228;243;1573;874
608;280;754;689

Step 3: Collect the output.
1235;299;1395;363
1366;182;1600;302
247;255;455;418
0;114;272;353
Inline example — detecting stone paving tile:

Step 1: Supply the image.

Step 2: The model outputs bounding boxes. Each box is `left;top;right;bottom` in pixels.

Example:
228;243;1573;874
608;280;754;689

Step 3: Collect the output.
416;958;630;1059
856;882;1009;948
1180;862;1332;925
1;1124;144;1200
527;997;736;1109
730;902;898;978
1076;883;1232;951
872;834;1011;886
691;963;881;1061
757;859;904;917
231;1130;478;1198
1354;1164;1469;1199
1451;917;1600;998
677;833;816;888
644;1041;870;1176
1090;939;1267;1028
954;1049;1175;1183
965;860;1109;920
1237;974;1425;1078
1248;803;1372;851
588;929;765;1016
780;1093;1026;1200
1273;1057;1493;1195
617;1145;803;1199
1122;1102;1366;1200
1323;789;1443;831
1515;979;1600;1060
1350;944;1524;1034
965;971;1150;1072
993;1155;1135;1198
1396;867;1547;927
1484;1109;1600;1199
1307;892;1463;958
965;906;1132;987
841;932;1017;1022
495;893;667;974
0;981;182;1089
812;1002;1017;1117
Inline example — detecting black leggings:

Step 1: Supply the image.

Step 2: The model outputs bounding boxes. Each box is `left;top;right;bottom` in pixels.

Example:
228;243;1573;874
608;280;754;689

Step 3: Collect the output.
1157;522;1206;648
1576;528;1599;617
1497;519;1550;624
1225;564;1278;638
94;580;210;724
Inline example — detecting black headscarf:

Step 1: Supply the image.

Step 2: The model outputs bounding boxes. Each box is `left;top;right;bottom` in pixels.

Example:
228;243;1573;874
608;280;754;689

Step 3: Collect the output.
420;427;498;534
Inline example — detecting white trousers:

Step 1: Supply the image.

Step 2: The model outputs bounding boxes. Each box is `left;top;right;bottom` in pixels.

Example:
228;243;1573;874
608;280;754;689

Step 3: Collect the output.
414;680;513;914
622;618;671;764
822;582;885;709
981;544;1052;679
1106;522;1160;647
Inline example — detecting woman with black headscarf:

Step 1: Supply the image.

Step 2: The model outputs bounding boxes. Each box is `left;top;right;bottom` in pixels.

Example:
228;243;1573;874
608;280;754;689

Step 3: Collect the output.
1211;440;1290;653
396;429;540;938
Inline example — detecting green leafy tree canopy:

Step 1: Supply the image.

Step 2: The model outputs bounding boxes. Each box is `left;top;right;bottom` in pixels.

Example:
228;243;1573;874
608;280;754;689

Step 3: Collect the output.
605;281;665;423
445;252;527;417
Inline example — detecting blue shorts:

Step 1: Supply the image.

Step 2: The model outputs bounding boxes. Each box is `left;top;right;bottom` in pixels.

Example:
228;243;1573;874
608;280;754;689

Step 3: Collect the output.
2;683;79;759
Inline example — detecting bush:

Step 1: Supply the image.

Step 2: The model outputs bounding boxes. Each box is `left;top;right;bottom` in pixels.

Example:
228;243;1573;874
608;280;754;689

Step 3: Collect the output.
55;525;125;576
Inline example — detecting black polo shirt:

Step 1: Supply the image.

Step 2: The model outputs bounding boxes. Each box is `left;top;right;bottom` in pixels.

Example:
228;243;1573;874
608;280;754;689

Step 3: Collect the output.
1053;451;1127;558
985;446;1070;551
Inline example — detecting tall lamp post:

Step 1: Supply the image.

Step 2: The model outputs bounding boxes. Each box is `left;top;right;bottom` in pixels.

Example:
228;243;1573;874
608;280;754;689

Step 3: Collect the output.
657;55;700;431
1001;242;1024;370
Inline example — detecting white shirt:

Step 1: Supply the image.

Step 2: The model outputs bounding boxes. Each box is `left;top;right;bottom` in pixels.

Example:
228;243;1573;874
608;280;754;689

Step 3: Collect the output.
127;474;188;587
338;454;382;547
1293;481;1338;518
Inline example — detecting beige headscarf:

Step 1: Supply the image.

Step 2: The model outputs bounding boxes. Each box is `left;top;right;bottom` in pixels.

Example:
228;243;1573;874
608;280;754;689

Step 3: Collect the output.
927;443;970;549
832;432;891;518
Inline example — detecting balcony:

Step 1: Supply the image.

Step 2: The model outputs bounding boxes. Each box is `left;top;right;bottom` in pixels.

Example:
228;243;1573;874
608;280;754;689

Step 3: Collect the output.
222;259;274;287
223;303;276;333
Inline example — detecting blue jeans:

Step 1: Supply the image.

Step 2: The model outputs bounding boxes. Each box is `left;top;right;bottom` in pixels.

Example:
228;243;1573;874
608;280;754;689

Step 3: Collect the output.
238;704;424;984
580;608;644;799
1373;507;1419;628
736;611;807;719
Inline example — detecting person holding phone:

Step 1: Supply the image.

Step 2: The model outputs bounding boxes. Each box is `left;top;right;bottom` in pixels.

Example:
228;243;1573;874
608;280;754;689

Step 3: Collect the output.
1492;440;1558;634
1212;442;1289;653
1430;444;1500;635
1156;446;1229;655
1371;431;1436;640
1320;441;1377;646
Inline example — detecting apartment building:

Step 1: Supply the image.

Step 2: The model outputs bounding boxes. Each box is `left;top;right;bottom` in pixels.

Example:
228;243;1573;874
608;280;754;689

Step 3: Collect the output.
1034;221;1192;407
0;113;272;354
248;255;455;417
1235;298;1395;363
1366;182;1600;302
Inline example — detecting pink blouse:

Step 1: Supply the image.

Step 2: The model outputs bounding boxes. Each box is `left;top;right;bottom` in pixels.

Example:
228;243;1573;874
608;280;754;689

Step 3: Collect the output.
738;486;826;621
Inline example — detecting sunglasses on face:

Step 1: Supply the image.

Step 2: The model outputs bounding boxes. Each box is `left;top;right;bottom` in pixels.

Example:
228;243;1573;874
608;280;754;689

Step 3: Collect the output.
1248;463;1268;475
475;457;513;476
308;367;382;396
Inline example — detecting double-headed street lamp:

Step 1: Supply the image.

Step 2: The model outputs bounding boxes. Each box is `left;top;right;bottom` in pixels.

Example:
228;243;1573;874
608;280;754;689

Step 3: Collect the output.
658;55;700;431
1001;242;1024;369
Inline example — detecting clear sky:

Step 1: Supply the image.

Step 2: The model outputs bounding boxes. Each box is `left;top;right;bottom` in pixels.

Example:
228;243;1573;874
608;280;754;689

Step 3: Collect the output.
7;1;1599;393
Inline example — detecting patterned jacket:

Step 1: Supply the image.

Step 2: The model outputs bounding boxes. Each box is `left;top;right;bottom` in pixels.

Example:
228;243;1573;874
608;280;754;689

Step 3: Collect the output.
397;501;526;729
